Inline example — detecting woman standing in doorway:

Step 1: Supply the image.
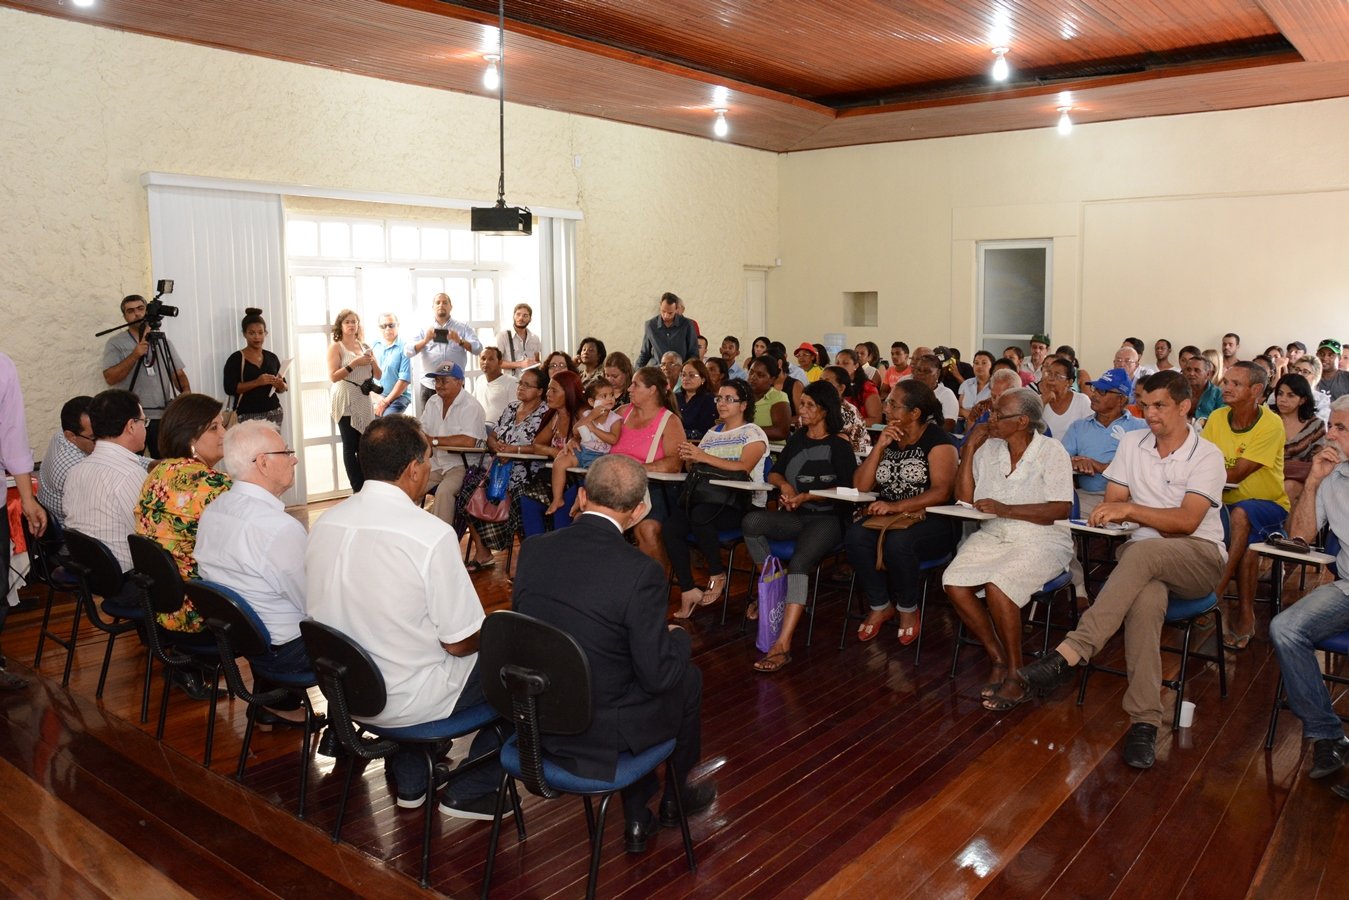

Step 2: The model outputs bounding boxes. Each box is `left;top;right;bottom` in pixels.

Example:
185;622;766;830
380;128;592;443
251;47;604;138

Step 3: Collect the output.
327;309;379;492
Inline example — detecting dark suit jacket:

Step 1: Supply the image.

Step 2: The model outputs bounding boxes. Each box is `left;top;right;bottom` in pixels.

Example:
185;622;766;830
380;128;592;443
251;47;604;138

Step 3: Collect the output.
512;512;691;781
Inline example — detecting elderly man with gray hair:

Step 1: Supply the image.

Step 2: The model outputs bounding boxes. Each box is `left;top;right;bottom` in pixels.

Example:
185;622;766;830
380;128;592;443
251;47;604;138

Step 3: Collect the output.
195;420;313;726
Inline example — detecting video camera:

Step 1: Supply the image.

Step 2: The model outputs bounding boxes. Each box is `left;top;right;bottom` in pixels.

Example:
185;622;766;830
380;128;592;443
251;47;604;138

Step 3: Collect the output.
143;279;179;329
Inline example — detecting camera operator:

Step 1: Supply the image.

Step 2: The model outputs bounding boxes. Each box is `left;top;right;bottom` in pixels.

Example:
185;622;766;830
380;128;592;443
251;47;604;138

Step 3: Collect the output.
102;294;189;458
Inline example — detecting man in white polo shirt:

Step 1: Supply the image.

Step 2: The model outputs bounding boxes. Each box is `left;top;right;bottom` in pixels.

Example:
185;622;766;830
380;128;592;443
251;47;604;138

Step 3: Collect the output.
1019;370;1227;770
420;363;486;526
65;389;150;578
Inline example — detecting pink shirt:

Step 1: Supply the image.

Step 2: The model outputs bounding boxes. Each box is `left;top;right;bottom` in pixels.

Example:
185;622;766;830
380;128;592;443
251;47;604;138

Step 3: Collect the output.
612;407;672;463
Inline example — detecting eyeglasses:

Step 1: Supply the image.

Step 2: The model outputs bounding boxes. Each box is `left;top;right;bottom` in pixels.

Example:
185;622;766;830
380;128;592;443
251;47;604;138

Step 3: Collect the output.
134;416;150;426
714;395;744;404
548;361;568;370
882;400;906;411
379;323;397;329
253;449;297;462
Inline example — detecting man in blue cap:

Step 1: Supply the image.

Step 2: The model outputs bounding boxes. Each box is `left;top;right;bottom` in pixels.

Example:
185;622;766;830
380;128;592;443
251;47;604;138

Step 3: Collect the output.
420;363;485;526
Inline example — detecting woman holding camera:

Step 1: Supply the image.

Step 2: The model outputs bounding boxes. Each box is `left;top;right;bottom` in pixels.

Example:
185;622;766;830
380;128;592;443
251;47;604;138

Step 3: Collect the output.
327;308;380;493
223;308;286;427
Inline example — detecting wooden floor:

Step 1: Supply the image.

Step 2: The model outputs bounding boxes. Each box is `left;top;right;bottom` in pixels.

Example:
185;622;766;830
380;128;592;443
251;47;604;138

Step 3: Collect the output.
1;543;1346;898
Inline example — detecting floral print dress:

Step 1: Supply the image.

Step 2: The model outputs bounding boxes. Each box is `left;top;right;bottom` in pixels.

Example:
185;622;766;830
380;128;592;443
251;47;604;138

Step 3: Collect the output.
135;458;232;632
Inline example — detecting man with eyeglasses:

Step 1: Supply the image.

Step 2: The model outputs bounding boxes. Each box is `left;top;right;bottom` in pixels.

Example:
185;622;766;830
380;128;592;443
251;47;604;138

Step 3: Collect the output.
37;395;97;530
101;294;191;457
196;421;315;728
1269;396;1349;788
371;313;413;417
64;390;149;598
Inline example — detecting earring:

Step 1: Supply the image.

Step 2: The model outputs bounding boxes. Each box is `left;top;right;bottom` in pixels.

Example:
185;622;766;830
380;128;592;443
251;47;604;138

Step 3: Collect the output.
190;443;197;459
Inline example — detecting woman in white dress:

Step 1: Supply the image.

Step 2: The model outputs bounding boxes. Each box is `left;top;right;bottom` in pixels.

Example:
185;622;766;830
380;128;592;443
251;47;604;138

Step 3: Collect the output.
943;388;1074;711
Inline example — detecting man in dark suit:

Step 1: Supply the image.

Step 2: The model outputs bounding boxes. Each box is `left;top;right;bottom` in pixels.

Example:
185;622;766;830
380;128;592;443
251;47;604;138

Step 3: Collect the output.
512;453;716;853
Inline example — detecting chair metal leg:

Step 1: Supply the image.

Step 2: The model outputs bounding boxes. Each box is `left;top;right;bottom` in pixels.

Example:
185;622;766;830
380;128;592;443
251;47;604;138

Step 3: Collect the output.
60;597;85;688
804;562;822;648
480;772;514;900
585;793;613;900
1214;607;1228;698
838;573;860;650
950;621;964;679
1172;623;1195;728
913;577;932;667
237;704;260;780
332;754;360;843
1075;661;1092;707
203;663;222;767
155;667;174;740
583;795;597;839
1265;673;1286;750
295;700;315;820
418;749;436;888
666;758;697;872
33;584;64;668
141;649;154;724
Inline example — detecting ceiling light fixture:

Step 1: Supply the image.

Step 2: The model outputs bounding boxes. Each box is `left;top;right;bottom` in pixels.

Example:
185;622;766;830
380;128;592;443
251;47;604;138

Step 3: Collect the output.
482;54;500;91
991;47;1010;82
713;109;729;139
471;1;531;236
72;0;95;6
1057;107;1073;135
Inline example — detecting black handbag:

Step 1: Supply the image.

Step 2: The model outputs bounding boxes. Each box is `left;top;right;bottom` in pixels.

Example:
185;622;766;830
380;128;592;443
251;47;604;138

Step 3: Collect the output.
680;463;751;525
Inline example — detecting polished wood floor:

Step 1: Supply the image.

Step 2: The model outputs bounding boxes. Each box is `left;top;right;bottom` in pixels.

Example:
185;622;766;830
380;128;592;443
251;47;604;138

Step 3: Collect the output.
1;541;1345;898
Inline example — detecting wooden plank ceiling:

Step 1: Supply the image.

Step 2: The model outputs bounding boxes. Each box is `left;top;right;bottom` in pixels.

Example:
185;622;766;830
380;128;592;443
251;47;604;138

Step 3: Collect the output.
8;0;1349;151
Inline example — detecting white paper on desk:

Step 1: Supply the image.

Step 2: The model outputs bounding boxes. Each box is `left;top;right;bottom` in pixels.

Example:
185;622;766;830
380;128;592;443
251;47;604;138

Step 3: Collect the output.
955;500;976;509
270;357;294;397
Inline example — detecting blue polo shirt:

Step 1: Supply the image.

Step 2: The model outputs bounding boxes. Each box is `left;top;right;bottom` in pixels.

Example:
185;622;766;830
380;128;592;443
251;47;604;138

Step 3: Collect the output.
374;339;413;396
1061;411;1149;492
1195;382;1224;421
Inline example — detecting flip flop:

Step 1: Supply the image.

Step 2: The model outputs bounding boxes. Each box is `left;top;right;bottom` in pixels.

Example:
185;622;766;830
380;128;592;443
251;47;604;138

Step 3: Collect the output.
465;558;496;573
753;651;792;673
982;684;1033;712
1223;631;1254;651
857;609;896;642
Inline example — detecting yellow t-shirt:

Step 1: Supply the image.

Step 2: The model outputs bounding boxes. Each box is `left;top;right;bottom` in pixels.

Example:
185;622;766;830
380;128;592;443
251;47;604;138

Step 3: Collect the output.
1201;406;1289;510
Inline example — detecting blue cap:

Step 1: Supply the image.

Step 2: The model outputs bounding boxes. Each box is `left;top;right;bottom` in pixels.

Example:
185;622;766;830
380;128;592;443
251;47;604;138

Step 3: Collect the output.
1088;368;1133;396
430;363;465;379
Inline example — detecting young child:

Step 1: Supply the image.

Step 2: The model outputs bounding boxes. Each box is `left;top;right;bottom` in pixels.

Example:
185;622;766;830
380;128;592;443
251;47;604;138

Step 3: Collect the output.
546;382;624;514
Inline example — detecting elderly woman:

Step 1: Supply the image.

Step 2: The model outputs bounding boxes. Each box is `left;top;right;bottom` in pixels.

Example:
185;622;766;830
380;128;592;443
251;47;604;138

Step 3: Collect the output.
664;378;768;618
463;367;549;571
942;388;1074;711
135;392;232;634
1040;357;1092;440
1273;373;1326;505
544;350;578;380
743;382;857;671
844;381;957;646
659;351;685;397
576;336;608;389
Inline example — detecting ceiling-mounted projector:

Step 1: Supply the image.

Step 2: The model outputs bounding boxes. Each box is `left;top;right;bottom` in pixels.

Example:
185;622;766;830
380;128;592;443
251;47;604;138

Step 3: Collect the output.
471;203;532;236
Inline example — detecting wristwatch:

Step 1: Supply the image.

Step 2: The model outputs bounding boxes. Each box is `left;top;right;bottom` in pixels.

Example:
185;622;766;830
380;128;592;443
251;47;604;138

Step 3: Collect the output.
431;438;440;447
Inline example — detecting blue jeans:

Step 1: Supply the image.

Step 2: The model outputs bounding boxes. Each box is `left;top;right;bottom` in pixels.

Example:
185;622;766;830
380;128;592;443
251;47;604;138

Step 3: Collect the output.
388;659;504;801
520;484;580;537
844;516;956;614
1269;582;1349;741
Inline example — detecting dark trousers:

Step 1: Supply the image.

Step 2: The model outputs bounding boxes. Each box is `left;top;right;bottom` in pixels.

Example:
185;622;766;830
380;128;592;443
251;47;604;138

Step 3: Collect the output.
844;516;955;614
248;636;312;711
388;659;505;801
519;485;580;537
623;664;703;822
337;416;364;493
663;503;745;591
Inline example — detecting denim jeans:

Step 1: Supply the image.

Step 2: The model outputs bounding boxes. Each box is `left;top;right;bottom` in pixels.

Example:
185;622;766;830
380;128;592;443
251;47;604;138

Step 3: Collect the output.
1269;582;1349;741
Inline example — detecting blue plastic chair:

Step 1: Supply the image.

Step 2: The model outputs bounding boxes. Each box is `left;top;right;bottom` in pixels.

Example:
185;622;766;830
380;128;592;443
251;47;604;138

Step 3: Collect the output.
950;569;1078;678
300;619;521;889
478;610;697;900
50;529;145;698
760;538;845;648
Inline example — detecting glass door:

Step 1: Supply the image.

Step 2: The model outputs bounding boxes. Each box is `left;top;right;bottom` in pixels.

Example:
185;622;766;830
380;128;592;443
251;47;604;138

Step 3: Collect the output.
291;268;357;501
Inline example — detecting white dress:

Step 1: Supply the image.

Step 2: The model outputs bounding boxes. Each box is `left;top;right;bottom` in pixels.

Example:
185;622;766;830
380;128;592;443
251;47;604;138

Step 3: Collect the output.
331;343;375;433
942;432;1075;607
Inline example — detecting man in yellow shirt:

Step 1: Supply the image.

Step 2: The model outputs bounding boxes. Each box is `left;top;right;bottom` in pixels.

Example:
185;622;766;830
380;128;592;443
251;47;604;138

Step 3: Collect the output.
1200;361;1288;650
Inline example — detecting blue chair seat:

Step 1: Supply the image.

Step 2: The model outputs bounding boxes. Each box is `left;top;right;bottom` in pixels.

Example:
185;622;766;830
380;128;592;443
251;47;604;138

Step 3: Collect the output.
1041;570;1074;594
366;701;500;742
1166;592;1218;622
1317;629;1349;656
767;539;795;560
263;669;320;688
919;552;953;572
101;601;143;620
500;734;676;794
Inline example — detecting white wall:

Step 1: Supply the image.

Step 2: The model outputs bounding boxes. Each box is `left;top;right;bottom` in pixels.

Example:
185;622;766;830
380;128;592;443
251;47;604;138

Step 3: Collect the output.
0;9;778;454
777;99;1349;374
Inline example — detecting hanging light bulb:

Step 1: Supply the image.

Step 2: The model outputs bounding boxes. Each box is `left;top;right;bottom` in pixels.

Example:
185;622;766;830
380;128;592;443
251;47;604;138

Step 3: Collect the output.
1057;107;1073;135
991;47;1010;82
482;55;500;91
713;109;729;138
72;0;95;6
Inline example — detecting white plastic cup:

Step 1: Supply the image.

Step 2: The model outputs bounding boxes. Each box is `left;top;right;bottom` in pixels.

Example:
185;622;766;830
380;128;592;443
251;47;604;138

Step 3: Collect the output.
1178;700;1196;728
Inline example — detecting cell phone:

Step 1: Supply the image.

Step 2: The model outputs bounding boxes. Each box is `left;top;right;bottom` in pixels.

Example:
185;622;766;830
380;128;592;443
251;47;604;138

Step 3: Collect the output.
433;328;449;343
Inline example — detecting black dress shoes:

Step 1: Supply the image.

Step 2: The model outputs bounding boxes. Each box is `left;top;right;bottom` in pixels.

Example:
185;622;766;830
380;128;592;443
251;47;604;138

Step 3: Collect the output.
1016;650;1077;697
1309;735;1349;779
624;809;660;854
170;667;222;701
659;780;718;827
1123;723;1158;769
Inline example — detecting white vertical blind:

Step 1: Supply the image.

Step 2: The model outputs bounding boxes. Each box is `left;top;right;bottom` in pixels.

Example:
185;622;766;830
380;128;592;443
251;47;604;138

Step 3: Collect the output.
145;185;299;502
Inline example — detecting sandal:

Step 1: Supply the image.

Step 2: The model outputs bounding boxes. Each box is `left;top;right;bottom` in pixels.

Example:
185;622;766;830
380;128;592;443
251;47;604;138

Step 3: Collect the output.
1223;631;1254;651
703;574;727;604
674;589;704;619
857;608;896;642
980;665;1010;700
746;600;759;621
465;558;496;573
753;650;792;673
982;681;1033;712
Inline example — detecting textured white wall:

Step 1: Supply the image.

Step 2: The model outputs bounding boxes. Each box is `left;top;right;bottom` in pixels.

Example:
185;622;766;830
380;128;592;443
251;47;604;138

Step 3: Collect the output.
0;9;778;456
778;98;1349;376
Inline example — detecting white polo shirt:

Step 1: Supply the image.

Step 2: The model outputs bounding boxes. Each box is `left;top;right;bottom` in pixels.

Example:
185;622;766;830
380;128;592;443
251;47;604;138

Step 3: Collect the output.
934;384;959;423
196;481;308;645
305;481;484;727
420;388;486;473
1103;427;1227;556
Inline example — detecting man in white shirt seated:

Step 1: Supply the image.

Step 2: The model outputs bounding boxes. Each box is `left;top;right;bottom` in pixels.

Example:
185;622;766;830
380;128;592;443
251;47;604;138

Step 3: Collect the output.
64;389;150;600
306;416;501;817
471;347;516;426
36;395;96;530
196;420;312;727
420;363;486;527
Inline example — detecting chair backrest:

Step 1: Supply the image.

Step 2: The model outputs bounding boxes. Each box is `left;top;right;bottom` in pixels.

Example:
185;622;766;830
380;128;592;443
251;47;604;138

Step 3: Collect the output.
185;581;271;657
1328;530;1341;579
480;610;594;799
298;619;387;719
480;611;593;735
127;534;187;615
63;529;127;600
